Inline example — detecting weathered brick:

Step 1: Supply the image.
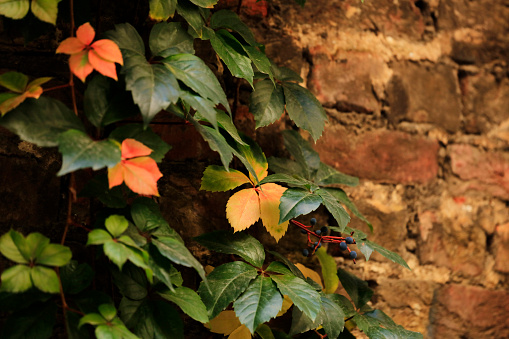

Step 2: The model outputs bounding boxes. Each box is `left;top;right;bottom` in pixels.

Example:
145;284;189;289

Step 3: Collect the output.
430;284;509;338
308;49;390;114
449;144;509;199
386;62;462;132
315;127;439;184
495;223;509;273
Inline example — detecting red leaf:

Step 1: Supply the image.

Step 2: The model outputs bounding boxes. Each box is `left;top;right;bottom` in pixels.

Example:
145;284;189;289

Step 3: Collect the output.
88;50;118;81
122;157;162;196
121;139;152;159
56;37;86;54
76;22;95;45
69;50;93;82
92;40;123;65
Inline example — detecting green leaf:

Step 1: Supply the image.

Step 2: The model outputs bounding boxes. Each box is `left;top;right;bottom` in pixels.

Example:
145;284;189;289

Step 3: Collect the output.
267;262;321;321
180;89;218;129
66;310;90;339
328;293;356;318
268;157;306;178
259;173;314;190
112;265;148;300
266;250;305;280
189;0;217;8
256;324;275;339
148;245;183;290
322;187;372;231
315;248;339;294
103;241;131;270
250;80;284;128
119;298;184;339
163;53;229;112
289;294;345;338
0;230;28;263
243;45;274;80
209;29;254;86
60;261;94;294
57;130;121;176
105;23;180;125
357;239;410;270
99;303;117;321
109;124;171;163
278;188;323;224
79;174;127;208
198;261;258;319
194;230;265;267
104;215;129;238
87;229;113;245
315;163;359;187
36;243;72;267
210;9;257;46
0;97;85;147
0;71;28;92
281;130;320;179
176;0;205;37
233;275;283;334
95;322;138;339
131;197;178;236
354;310;423;339
152;237;207;284
0;0;30;20
337;268;374;309
0;301;57;339
215;109;246;145
149;0;177;21
31;0;61;25
228;133;267;184
149;21;194;57
79;313;107;328
159;286;209;323
31;265;60;293
282;82;327;141
24;232;50;260
200;165;250;192
272;63;303;82
191;119;233;169
84;75;138;128
0;264;32;292
316;189;351;230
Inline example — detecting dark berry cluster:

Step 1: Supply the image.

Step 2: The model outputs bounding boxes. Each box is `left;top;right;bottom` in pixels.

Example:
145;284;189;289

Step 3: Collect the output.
292;218;358;263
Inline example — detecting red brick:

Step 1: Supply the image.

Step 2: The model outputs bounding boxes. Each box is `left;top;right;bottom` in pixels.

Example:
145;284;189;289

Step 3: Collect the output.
450;144;509;199
430;284;509;338
315;127;439;184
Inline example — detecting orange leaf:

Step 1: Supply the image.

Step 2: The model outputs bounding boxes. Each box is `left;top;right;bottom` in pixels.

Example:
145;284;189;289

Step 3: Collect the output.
122;157;162;196
56;37;86;54
69;50;94;82
76;22;95;45
248;161;268;184
88;50;118;80
0;93;27;115
108;162;124;189
91;39;123;65
121;139;152;159
25;86;43;99
226;188;260;232
259;183;288;242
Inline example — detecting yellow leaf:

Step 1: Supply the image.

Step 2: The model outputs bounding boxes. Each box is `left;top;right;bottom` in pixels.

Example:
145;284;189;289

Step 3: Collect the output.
207;310;243;335
259;183;288;242
248;161;268;184
295;263;324;290
277;295;293;317
229;324;251;339
226;188;260;232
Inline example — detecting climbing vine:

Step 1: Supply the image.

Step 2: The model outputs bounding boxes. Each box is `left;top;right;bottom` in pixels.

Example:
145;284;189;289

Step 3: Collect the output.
0;0;421;338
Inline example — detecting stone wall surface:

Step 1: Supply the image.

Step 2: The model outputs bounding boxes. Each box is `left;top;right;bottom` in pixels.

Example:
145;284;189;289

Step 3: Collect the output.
0;0;508;338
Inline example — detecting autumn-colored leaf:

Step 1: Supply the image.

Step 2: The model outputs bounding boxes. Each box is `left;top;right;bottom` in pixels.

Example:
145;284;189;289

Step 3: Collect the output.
56;22;123;82
226;188;260;232
259;183;288;242
108;139;163;196
295;263;324;290
206;310;251;339
0;72;51;115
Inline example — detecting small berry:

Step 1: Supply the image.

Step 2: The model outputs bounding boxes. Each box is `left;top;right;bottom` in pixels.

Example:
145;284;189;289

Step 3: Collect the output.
320;226;328;235
339;242;348;251
345;236;354;244
310;218;317;226
317;243;322;249
302;249;309;257
314;241;318;246
349;251;357;259
301;229;307;234
315;229;322;235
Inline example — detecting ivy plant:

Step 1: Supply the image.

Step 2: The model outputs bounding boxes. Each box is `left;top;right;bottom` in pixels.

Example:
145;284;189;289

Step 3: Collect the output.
0;0;421;338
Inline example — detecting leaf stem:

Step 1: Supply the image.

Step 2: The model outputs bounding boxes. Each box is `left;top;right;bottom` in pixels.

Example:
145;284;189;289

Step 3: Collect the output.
44;83;71;92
